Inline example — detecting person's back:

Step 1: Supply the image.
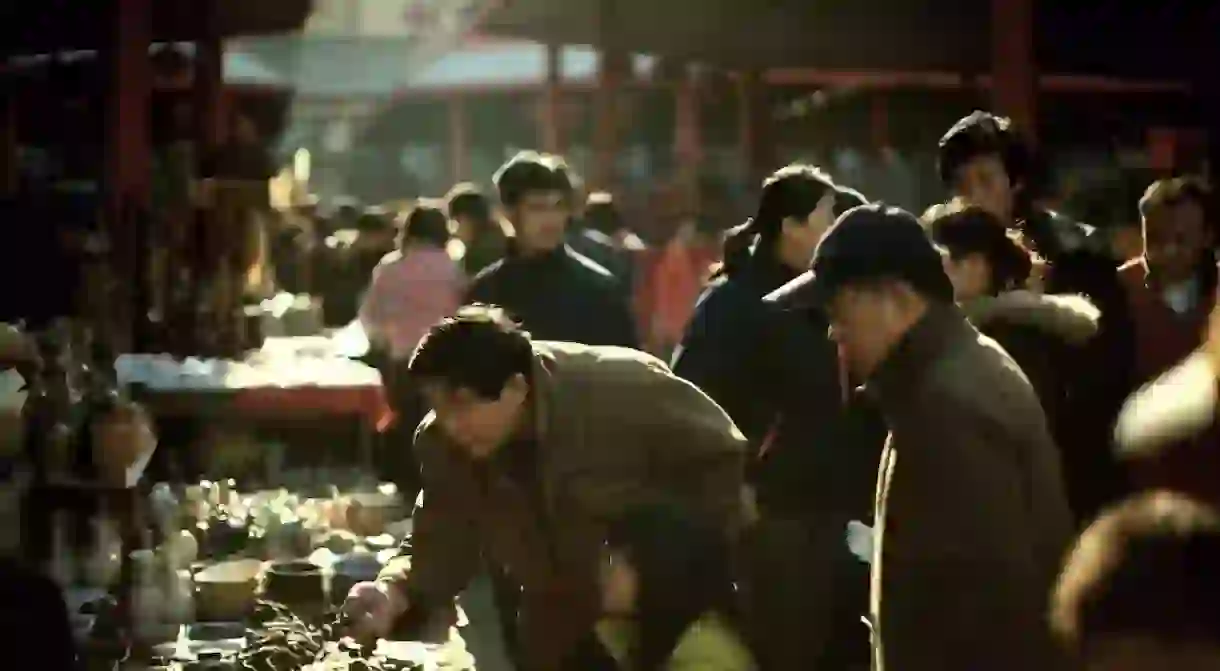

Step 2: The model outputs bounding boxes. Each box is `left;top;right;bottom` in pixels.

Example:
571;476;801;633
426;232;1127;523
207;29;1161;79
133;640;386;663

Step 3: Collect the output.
360;203;465;361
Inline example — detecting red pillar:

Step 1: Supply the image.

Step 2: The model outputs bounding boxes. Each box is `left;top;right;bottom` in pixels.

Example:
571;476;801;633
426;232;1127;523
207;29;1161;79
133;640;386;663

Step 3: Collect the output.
592;0;627;191
1147;127;1178;174
991;0;1037;140
673;64;702;214
870;94;890;150
195;3;226;151
448;94;469;183
102;0;151;409
105;0;152;211
737;69;775;186
539;43;562;153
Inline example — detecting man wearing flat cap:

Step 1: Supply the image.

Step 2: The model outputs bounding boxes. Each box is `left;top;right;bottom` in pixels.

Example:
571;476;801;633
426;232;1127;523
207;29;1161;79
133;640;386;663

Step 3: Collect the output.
771;203;1073;671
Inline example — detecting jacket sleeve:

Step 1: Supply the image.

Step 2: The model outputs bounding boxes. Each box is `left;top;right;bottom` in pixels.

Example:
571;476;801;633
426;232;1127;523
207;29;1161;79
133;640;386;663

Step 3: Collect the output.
378;419;481;610
670;291;762;437
643;366;748;534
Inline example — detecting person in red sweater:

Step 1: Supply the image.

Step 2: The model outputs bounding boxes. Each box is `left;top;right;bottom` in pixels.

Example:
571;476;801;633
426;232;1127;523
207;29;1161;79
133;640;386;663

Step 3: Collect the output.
1116;177;1219;508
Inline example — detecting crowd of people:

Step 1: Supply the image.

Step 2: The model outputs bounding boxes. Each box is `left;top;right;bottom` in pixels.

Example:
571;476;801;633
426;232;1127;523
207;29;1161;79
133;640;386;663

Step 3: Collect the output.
326;109;1220;671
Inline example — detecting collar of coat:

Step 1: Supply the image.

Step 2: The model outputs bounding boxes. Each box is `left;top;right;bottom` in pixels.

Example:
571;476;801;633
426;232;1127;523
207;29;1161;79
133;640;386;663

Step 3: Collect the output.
525;345;556;444
864;302;972;402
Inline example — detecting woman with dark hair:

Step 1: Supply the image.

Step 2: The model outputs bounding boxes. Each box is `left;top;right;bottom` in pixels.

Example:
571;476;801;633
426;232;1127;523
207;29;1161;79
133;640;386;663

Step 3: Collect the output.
930;205;1105;523
672;164;839;433
567;504;755;671
671;165;883;671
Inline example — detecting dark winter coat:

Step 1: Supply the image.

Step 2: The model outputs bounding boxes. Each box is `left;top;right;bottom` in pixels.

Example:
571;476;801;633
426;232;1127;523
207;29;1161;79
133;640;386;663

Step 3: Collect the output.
466;245;638;348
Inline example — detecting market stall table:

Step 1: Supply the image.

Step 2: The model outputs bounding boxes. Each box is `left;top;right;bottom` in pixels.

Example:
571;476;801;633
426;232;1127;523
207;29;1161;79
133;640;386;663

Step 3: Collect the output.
116;337;391;473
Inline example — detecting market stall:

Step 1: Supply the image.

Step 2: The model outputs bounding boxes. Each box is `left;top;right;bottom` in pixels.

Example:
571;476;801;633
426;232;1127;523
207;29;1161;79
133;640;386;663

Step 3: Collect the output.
63;478;474;670
116;334;391;474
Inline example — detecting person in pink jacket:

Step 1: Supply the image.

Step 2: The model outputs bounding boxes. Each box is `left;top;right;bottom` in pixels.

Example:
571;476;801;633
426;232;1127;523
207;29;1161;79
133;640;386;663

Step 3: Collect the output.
360;201;466;499
360;202;466;362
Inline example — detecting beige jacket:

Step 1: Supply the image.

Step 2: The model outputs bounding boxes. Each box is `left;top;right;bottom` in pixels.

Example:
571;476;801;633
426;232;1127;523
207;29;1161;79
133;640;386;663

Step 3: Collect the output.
379;341;748;671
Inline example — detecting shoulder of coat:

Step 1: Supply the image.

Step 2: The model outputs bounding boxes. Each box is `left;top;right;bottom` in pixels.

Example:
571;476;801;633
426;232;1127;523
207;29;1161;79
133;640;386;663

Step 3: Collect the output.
669;613;757;671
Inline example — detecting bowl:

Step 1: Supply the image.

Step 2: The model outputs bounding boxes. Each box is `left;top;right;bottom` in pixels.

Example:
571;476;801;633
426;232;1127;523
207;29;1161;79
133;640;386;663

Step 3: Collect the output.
194;559;261;621
262;559;325;607
330;551;386;605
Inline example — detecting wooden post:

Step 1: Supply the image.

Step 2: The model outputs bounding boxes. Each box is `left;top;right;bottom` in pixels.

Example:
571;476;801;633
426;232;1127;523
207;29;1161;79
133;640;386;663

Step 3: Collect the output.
991;0;1037;140
540;43;562;153
448;95;469;183
673;64;702;214
0;94;15;196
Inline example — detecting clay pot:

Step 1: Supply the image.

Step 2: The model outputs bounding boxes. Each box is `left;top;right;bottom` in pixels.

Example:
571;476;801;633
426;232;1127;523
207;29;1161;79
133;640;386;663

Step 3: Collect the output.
90;402;157;487
345;491;402;537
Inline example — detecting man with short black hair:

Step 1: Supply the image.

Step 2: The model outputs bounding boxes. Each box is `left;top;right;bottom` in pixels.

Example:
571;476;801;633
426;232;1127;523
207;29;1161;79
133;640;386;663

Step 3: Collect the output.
465;152;637;347
341;305;747;671
1052;491;1220;671
568;191;646;294
446;182;510;276
940;111;1133;520
774;203;1074;671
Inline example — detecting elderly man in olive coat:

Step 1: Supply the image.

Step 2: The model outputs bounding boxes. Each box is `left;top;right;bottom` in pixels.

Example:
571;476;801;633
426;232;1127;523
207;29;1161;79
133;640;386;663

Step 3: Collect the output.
772;204;1074;671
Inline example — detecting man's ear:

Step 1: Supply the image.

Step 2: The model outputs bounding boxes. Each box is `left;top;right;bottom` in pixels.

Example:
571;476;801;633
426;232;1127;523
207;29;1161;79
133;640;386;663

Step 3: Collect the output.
502;373;529;403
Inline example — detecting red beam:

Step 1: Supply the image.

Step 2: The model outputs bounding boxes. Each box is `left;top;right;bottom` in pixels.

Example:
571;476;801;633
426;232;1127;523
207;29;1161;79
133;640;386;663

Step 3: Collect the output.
760;68;1191;94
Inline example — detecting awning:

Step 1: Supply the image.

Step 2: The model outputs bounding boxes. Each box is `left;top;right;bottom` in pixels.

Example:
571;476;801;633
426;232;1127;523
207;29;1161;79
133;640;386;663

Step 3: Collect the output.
0;0;314;56
479;0;1216;79
480;0;989;73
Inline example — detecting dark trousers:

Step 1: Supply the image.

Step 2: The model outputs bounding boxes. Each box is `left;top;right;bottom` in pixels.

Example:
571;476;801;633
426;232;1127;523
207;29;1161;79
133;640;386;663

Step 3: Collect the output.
739;516;871;671
370;350;424;504
490;564;524;669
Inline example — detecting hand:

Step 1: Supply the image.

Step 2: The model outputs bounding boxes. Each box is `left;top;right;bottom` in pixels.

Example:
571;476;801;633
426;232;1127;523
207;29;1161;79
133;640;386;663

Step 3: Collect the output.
342;581;407;640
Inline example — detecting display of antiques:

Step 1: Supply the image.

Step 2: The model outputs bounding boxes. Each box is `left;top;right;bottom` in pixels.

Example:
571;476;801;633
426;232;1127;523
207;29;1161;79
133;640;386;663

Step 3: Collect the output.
60;472;464;669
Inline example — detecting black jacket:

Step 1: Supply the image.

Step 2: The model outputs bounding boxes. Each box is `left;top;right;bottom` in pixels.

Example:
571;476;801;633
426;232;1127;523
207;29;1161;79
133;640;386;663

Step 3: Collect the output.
567;228;645;295
0;559;76;670
671;253;885;520
1022;209;1134;517
466;245;638;348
